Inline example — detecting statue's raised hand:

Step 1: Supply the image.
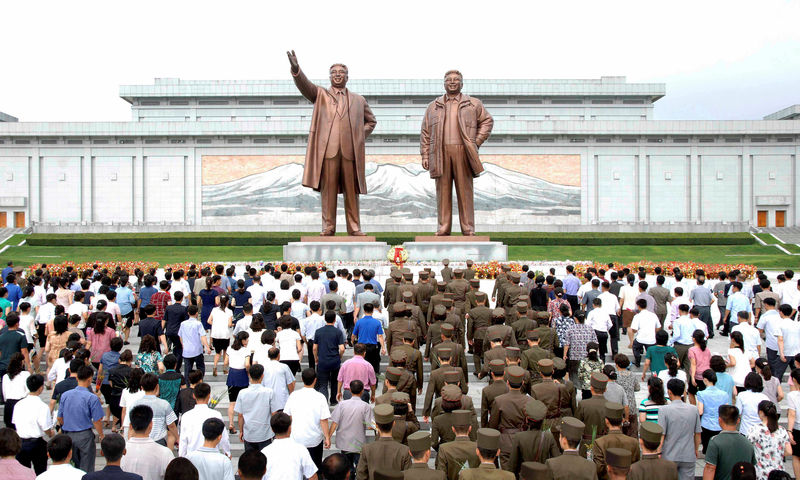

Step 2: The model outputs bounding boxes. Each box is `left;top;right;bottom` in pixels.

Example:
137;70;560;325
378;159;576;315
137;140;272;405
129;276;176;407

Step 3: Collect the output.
287;50;299;73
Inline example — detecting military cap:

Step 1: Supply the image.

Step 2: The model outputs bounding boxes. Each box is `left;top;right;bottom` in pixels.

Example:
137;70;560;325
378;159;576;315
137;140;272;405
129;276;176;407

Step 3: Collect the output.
393;302;408;313
475;292;488;301
509;272;521;282
605;401;624;420
491;308;505;318
437;283;447;291
517;294;529;303
442;298;454;307
590;372;609;391
402;331;416;341
374;404;395;424
391;270;402;280
390;349;408;363
525;399;547;421
502;265;512;272
433;305;447;316
403;272;413;281
466;260;474;267
470;279;480;287
391;391;410;405
490;334;503;343
402;267;411;273
440;323;455;335
419;271;429;280
437;347;453;358
552;357;566;371
407;431;431;452
424;267;432;272
443;370;461;384
402;290;413;299
639;422;664;444
441;384;462;402
385;366;403;383
526;330;540;341
489;359;506;375
537;358;554;375
452;410;471;427
520;462;550;480
476;428;501;450
606;448;632;469
560;417;585;441
505;346;521;360
374;470;404;480
516;302;528;313
454;269;464;275
442;259;450;266
506;365;526;383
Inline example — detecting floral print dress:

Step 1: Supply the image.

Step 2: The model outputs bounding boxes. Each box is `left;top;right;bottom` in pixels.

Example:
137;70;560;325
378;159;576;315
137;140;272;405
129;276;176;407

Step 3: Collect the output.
577;358;603;391
746;422;790;480
136;351;163;374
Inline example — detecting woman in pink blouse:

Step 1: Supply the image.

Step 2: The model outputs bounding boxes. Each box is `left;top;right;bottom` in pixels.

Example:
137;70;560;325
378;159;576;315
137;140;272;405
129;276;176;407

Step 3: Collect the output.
689;329;712;404
86;312;117;369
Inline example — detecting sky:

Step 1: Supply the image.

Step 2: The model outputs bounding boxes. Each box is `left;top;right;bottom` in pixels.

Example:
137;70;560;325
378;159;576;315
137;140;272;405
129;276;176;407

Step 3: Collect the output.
2;0;799;122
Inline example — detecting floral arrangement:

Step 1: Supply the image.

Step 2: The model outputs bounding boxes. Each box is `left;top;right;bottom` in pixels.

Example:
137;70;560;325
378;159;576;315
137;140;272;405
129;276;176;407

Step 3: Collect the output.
575;261;758;279
386;246;409;268
25;261;159;277
472;261;524;279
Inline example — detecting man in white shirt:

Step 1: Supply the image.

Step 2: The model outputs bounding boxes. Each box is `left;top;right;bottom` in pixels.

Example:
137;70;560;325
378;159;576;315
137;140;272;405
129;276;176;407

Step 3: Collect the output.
598;281;621;356
121;405;175;480
171;271;191;307
246;276;267;314
257;347;296;410
35;434;85;480
585;297;612;362
306;271;327;305
234;364;276;452
337;269;356;322
688;307;709;338
262;412;318;480
13;375;53;475
782;276;800;313
185;418;235;480
283;368;331;468
731;311;762;360
757;298;785;379
665;287;692;331
777;304;800;380
178;382;231;457
631;298;662;368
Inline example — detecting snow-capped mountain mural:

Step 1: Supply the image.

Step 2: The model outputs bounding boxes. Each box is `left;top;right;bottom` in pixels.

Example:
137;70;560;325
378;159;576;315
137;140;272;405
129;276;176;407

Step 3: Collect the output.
201;155;581;227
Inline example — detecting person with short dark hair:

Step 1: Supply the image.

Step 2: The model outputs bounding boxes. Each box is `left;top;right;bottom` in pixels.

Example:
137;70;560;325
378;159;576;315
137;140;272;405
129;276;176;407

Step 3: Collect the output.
82;433;143;480
129;373;178;450
658;379;701;480
262;412;318;480
329;380;373;477
121;405;175;480
175;369;203;417
284;368;331;468
631;299;661;368
735;372;769;435
11;374;52;474
703;405;756;480
337;343;377;402
314;310;347;405
37;434;85;480
184;418;234;480
0;312;31;389
164;457;199;480
0;427;34;479
158;353;185;409
237;449;267;480
56;365;104;472
234;364;275;452
178;382;230;457
256;346;295;411
178;306;210;383
163;293;188;367
350;303;386;376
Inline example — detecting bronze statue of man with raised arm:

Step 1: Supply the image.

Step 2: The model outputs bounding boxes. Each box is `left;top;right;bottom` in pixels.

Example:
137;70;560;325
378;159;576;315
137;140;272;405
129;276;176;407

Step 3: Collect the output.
287;50;377;236
420;70;493;236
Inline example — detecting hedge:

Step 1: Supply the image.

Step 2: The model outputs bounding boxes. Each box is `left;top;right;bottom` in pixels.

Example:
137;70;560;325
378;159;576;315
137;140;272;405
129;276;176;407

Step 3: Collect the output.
26;232;755;247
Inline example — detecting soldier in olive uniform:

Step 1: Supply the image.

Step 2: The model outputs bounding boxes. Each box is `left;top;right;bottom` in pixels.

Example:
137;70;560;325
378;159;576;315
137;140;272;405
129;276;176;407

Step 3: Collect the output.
379;353;418;408
432;323;469;380
628;423;678;480
604;448;631;480
504;347;531;394
432;371;478;425
467;292;492;374
437;410;480;480
441;259;453;283
503;273;525;323
529;359;567;443
480;359;509;427
402;291;427;340
398;272;418;301
395;332;424;391
447;269;471;321
464;260;476;281
512;303;538;350
482;309;517;353
424;348;468;419
426;305;449;359
416;271;435;320
391;392;420;445
491;267;510;307
384;270;403;322
442;298;465;346
375;470;404;480
519;462;553;480
520;332;553;384
592;402;640;480
459;428;515;480
532;319;556;354
575;373;610;457
357;404;412;480
428;283;449;325
465;279;482;315
387;304;422;352
488;366;532;470
545;418;598;480
478;337;507;379
507;399;561;475
376;366;405;405
552;358;577;416
433;387;476;449
406;431;447;480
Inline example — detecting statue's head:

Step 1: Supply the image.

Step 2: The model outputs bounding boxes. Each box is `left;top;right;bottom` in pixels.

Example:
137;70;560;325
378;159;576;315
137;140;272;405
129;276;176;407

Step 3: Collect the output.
443;70;463;95
329;63;349;89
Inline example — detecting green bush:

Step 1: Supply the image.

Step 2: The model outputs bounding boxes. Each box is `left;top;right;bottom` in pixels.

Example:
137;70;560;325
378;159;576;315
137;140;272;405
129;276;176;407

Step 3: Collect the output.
26;232;755;247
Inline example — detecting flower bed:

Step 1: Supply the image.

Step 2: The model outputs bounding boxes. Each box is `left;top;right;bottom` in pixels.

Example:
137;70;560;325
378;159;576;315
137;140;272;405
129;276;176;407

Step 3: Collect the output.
574;261;758;279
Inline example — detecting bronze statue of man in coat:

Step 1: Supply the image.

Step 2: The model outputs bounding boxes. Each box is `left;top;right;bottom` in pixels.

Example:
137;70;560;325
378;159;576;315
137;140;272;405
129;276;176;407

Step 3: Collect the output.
420;70;493;236
287;50;376;236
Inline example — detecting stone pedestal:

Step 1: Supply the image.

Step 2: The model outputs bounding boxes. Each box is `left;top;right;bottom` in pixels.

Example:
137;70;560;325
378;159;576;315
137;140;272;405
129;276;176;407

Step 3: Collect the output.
402;237;507;261
283;240;389;262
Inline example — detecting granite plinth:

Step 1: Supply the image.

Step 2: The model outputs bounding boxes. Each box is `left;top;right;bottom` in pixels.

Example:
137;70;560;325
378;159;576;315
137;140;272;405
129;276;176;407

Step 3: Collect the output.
414;236;491;242
284;241;390;262
301;236;377;242
402;241;507;261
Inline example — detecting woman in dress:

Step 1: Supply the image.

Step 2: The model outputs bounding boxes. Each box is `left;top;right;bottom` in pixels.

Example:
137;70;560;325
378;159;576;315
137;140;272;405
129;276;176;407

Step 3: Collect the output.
136;334;164;374
55;277;73;309
746;400;791;480
736;372;770;435
86;312;116;369
547;287;571;322
577;341;603;399
727;331;753;392
639;376;668;424
197;277;219;331
44;314;71;371
208;294;233;377
231;279;251;322
119;367;146;438
551;302;573;359
2;353;30;428
276;315;303;375
225;331;251;434
613;353;640;438
688;329;711;404
755;357;784;407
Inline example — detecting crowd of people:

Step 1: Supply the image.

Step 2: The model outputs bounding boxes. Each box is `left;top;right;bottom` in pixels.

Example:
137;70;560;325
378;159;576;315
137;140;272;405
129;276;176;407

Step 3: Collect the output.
0;259;799;480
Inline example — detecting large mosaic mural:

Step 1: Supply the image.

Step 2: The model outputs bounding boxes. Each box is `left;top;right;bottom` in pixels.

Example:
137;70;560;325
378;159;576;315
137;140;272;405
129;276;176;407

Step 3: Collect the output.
201;155;581;227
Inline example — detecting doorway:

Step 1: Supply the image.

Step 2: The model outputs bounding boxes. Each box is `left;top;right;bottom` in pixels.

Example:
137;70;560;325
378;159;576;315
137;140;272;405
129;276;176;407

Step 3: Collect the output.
757;210;767;227
13;212;25;228
776;210;786;228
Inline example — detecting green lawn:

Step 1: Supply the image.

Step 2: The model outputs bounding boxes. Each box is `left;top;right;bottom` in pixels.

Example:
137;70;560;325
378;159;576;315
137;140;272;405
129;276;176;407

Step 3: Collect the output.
1;241;796;269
